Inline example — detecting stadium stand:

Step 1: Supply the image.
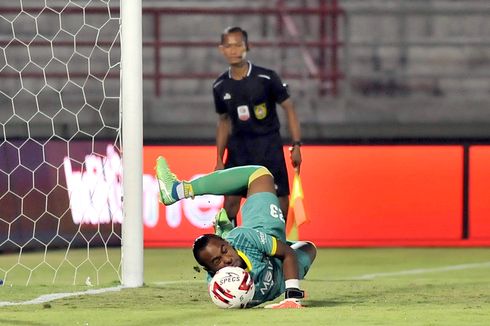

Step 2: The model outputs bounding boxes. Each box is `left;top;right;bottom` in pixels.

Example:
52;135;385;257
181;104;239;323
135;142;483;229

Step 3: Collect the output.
2;0;490;141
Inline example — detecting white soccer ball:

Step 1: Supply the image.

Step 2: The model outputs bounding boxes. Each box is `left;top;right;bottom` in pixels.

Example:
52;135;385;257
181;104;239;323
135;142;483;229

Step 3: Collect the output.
208;266;255;309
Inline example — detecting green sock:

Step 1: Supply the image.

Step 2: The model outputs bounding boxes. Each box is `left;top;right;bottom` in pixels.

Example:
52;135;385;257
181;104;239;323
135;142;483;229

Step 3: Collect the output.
190;165;262;196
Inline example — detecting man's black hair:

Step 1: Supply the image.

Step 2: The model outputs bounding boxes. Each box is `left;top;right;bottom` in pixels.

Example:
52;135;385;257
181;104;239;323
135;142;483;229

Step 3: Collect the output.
192;233;223;270
220;26;249;51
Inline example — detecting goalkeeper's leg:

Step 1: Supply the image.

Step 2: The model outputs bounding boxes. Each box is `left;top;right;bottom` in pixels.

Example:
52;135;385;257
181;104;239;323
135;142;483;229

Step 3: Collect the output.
155;156;274;205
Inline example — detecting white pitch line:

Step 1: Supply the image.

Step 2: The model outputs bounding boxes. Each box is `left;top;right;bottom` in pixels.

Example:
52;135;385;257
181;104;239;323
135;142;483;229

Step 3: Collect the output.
3;261;489;307
348;261;490;280
0;286;123;307
0;281;204;307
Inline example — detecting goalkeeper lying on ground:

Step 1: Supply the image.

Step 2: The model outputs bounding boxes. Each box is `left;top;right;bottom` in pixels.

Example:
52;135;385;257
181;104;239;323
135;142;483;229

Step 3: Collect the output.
155;156;316;308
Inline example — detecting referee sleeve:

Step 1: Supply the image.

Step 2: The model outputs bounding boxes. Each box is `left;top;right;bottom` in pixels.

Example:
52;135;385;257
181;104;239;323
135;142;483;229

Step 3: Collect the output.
213;84;227;114
270;71;290;104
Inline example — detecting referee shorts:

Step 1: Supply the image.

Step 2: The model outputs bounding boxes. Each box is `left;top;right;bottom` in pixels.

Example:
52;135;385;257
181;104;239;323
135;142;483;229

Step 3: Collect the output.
225;132;290;197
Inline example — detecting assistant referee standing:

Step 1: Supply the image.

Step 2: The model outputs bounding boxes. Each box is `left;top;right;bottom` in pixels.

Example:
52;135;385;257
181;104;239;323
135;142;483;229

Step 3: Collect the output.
213;26;303;226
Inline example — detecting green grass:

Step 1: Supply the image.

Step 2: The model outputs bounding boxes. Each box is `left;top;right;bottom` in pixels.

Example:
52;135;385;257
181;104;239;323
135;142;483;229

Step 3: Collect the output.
1;248;490;325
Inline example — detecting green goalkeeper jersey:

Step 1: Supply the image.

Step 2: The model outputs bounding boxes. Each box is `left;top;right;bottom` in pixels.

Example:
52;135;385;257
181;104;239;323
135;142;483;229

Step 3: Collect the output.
225;227;285;307
206;192;312;307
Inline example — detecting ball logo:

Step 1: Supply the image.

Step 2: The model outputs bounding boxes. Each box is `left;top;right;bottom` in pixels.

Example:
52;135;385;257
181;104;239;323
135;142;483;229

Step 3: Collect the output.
219;271;241;285
219;276;240;285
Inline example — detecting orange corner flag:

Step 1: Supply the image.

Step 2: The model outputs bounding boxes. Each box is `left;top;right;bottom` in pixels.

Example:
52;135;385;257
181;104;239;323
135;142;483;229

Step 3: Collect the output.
286;172;308;240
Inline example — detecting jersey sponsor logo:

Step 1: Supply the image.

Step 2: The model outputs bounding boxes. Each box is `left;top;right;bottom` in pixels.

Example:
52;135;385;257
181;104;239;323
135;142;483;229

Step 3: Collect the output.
223;93;231;100
259;260;274;295
257;230;267;244
237;105;250;121
253;103;267;120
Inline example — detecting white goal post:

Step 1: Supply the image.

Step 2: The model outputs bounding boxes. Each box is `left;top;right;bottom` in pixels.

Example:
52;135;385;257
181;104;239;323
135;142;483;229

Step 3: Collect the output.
121;0;143;288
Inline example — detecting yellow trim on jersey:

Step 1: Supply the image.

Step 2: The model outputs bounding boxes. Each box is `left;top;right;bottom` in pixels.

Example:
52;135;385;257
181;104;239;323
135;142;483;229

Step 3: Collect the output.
237;250;253;272
270;236;278;256
248;167;272;187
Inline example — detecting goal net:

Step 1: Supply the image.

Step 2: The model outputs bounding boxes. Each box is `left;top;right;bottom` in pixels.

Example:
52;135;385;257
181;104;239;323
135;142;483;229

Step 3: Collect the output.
0;0;142;287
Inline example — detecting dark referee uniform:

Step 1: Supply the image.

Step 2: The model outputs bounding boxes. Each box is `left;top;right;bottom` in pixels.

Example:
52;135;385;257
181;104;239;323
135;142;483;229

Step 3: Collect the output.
213;61;290;197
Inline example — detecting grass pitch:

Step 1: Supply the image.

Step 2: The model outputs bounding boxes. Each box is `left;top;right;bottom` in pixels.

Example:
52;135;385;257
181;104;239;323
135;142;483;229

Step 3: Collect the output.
1;247;490;325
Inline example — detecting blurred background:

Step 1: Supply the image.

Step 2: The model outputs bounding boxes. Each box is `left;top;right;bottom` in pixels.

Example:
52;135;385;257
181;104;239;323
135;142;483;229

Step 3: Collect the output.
2;0;490;143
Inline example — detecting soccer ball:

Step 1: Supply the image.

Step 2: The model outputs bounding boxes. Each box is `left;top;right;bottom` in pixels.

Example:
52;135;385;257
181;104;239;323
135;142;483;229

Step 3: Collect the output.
208;266;255;309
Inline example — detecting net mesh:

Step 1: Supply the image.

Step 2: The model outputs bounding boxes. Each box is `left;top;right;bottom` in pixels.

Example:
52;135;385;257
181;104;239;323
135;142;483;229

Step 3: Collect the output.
0;0;122;286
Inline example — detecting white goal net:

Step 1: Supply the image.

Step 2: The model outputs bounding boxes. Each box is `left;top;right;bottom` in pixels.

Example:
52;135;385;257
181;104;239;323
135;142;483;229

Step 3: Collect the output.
0;0;129;286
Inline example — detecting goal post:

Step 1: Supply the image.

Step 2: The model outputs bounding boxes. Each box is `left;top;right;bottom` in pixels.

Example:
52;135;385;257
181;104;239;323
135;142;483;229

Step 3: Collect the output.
121;0;144;288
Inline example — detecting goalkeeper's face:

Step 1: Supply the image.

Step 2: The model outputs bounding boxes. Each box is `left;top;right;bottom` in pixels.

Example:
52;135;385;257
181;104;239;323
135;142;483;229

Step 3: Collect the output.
199;237;244;273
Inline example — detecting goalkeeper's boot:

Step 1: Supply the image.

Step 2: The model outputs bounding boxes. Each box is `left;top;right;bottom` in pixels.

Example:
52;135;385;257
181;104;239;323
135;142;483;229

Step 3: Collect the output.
264;298;303;309
155;156;194;205
264;288;305;309
213;208;234;238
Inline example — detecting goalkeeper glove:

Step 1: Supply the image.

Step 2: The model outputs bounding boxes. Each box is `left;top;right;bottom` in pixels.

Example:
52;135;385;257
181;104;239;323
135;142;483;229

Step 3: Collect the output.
285;287;305;299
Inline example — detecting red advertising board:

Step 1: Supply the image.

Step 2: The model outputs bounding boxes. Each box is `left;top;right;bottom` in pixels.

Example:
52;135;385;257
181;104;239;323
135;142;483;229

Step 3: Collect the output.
298;145;463;246
469;146;490;239
143;145;490;247
4;142;487;252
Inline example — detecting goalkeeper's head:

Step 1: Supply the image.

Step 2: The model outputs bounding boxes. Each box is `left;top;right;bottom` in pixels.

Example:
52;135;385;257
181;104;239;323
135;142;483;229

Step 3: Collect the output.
193;234;246;275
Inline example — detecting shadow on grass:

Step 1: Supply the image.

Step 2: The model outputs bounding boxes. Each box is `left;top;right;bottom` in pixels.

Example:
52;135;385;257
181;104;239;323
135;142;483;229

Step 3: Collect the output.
306;278;371;282
305;299;352;307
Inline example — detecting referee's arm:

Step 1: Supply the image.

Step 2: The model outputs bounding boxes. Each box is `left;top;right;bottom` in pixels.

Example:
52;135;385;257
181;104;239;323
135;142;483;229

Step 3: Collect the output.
215;113;231;170
280;98;302;172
